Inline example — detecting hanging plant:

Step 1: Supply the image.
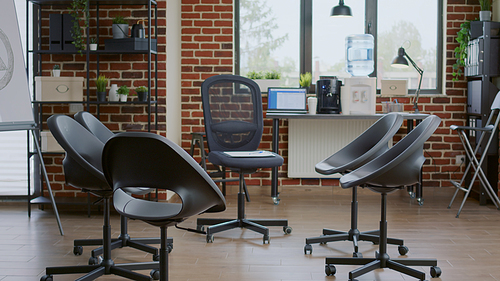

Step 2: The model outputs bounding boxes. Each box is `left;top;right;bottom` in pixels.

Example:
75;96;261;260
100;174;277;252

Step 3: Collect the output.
68;0;89;54
452;20;472;81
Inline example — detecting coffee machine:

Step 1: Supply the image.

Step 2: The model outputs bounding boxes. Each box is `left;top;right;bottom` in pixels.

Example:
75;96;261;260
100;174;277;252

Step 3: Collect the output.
316;78;341;114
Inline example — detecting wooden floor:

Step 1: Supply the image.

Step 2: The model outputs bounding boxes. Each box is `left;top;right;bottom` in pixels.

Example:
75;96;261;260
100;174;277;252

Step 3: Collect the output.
1;185;500;281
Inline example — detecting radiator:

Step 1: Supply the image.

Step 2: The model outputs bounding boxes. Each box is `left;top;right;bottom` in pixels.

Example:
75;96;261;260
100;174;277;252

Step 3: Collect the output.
288;119;376;178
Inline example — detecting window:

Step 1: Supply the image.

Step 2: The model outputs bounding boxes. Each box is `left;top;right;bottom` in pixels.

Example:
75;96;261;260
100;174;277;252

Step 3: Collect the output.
236;0;443;94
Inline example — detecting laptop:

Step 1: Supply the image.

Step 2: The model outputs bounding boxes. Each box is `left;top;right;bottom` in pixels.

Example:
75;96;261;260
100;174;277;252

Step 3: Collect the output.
267;87;308;114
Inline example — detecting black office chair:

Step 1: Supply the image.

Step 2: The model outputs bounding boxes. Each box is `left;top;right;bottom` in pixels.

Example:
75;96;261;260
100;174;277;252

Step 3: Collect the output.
196;74;291;244
74;111;173;262
102;132;226;281
41;115;158;281
447;91;500;217
305;112;407;257
324;115;442;281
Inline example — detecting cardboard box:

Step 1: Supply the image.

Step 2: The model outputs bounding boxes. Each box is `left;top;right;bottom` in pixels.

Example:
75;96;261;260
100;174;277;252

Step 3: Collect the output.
381;80;408;96
41;131;64;152
35;76;84;102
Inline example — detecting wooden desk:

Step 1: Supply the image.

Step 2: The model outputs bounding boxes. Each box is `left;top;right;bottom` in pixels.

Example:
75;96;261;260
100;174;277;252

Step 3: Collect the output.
266;112;429;205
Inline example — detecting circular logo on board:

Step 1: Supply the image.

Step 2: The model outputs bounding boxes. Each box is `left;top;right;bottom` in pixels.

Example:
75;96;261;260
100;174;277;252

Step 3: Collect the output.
0;28;14;91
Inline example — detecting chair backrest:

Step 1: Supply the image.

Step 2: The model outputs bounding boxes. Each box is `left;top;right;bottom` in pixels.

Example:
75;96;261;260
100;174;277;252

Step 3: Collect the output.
315;112;404;174
74;111;114;143
201;74;263;152
102;132;226;218
340;115;441;189
47;114;109;191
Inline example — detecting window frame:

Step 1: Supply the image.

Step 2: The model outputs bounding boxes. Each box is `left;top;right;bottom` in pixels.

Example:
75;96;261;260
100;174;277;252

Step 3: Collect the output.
235;0;444;95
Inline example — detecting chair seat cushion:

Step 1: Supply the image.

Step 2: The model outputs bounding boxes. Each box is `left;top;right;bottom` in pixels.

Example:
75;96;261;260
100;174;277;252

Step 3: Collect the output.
113;188;182;221
208;151;283;170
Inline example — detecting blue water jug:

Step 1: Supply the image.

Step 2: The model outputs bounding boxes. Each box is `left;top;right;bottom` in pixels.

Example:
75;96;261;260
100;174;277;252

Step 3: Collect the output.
345;34;374;76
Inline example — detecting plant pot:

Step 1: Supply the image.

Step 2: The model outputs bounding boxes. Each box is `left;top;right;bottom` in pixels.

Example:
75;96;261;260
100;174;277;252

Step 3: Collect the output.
480;11;492;21
108;84;119;101
119;94;128;102
252;79;280;92
137;92;148;102
112;24;129;39
52;69;60;77
97;91;106;102
90;44;97;51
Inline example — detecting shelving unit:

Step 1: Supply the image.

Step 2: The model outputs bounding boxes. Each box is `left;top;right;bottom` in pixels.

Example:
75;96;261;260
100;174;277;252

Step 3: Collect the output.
465;20;500;204
26;0;158;212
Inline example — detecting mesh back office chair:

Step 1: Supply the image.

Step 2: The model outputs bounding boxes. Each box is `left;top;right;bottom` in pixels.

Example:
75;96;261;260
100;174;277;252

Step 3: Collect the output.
324;115;442;281
305;112;407;257
448;91;500;217
196;74;292;244
102;132;226;281
74;111;173;262
41;115;158;281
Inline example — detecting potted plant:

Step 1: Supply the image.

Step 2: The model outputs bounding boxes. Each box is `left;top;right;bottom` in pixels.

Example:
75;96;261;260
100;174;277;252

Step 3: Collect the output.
112;15;129;39
135;86;148;102
68;0;89;54
52;65;60;77
117;85;129;102
299;72;312;93
89;37;97;51
452;20;472;81
479;0;493;21
95;75;108;102
247;70;281;92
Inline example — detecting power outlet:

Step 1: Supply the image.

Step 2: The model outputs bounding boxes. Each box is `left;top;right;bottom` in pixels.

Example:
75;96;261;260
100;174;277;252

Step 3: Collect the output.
455;155;465;164
69;104;84;113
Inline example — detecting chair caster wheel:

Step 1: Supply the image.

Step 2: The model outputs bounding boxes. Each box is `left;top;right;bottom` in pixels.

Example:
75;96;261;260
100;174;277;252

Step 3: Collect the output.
272;197;280;205
283;226;292;235
417;198;424;206
263;235;270;244
73;245;83;256
325;264;336;276
353;252;363;258
398;245;409;255
430;266;442;278
153;254;160;261
197;225;204;232
150;269;160;280
304;244;312;254
375;251;379;259
167;243;173;253
41;275;53;281
206;234;214;243
88;256;102;265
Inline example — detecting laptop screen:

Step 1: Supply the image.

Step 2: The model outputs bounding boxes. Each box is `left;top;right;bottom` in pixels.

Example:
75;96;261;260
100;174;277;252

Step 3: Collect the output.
267;87;307;112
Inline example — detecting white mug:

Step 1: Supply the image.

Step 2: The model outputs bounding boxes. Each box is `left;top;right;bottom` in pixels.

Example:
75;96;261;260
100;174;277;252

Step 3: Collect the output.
307;97;317;115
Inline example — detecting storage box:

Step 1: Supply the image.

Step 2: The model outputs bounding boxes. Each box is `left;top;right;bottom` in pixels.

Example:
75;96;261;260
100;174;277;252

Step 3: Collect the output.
35;77;84;102
41;131;64;152
381;80;407;96
104;38;157;52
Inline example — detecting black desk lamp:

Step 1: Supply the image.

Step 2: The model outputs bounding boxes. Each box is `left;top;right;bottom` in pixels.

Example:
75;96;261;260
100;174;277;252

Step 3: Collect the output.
331;0;352;17
391;47;424;113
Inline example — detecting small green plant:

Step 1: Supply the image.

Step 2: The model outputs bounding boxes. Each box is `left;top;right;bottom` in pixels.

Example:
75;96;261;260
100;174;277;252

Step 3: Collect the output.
95;75;108;92
112;15;128;24
53;64;60;70
135;86;148;93
90;37;97;44
264;70;281;79
479;0;493;11
68;0;89;54
247;71;264;80
299;72;312;87
117;85;130;95
452;21;472;81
